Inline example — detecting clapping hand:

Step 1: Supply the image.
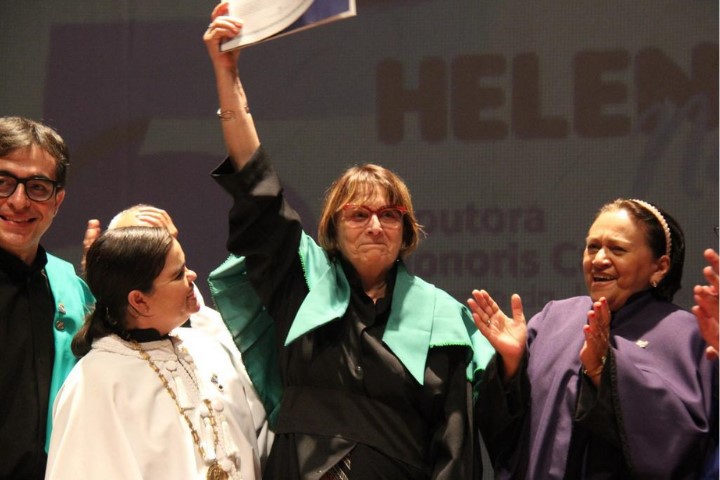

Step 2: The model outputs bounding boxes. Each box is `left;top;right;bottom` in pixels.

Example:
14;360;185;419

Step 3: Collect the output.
580;297;611;386
692;248;719;360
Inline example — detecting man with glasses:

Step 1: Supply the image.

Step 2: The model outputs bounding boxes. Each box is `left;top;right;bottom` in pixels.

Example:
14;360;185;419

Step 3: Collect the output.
0;116;94;479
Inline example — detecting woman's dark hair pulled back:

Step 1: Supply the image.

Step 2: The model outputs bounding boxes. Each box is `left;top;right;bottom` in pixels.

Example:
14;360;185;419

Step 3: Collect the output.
71;227;174;357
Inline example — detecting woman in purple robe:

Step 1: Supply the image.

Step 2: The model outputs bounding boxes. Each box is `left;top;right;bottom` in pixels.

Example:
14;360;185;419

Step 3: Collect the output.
467;198;716;479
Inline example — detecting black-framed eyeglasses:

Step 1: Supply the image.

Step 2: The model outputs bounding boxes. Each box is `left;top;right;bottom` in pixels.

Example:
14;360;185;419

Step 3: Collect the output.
0;173;61;202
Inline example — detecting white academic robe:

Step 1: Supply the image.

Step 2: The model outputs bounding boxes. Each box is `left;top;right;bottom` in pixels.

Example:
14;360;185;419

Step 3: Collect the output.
189;291;273;465
45;329;262;480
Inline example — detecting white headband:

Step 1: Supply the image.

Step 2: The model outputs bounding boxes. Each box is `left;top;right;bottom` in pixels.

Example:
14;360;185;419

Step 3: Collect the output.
630;199;672;258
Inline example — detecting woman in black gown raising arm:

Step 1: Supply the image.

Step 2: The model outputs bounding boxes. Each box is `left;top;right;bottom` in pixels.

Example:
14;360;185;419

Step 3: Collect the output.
203;3;493;479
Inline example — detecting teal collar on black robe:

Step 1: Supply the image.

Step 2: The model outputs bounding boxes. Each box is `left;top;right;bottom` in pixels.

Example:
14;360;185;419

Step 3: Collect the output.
289;233;492;385
208;233;494;424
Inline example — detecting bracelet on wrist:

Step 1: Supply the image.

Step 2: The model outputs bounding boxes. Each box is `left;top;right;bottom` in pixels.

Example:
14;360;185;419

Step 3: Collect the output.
583;354;607;378
583;365;604;377
216;104;250;120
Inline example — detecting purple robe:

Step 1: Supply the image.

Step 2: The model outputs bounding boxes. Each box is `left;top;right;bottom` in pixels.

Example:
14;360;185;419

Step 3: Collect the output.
478;291;716;479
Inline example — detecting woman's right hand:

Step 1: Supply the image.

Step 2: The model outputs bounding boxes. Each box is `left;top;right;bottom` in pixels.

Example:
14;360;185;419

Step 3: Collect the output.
468;289;527;380
203;2;243;72
203;2;260;170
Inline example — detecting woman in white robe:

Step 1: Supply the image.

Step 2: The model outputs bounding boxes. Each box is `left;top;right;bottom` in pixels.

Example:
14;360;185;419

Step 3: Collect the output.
45;227;262;480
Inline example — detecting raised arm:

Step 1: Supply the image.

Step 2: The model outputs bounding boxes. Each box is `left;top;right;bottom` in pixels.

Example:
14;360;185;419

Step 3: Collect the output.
204;2;261;170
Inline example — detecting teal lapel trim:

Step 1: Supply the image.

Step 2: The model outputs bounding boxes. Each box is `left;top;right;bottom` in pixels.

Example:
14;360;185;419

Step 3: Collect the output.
284;233;350;345
287;233;491;385
208;254;282;426
209;233;493;396
382;264;434;383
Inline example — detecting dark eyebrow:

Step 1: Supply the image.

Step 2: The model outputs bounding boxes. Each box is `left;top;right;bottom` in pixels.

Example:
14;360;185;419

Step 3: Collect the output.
0;171;55;181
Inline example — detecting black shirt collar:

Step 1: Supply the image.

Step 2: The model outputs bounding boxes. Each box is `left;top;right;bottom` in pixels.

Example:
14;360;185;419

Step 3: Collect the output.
622;289;653;308
126;328;169;343
611;289;658;325
339;256;399;313
0;245;48;280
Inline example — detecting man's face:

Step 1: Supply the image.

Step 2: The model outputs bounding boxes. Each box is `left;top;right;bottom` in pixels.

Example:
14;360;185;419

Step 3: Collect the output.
0;145;65;264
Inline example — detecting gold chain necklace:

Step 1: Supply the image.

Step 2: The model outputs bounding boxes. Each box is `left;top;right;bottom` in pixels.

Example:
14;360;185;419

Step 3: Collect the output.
130;339;230;480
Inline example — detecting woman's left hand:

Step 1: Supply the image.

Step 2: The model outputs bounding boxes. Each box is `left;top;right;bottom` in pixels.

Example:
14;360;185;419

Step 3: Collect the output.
468;289;527;381
692;248;719;360
580;297;611;386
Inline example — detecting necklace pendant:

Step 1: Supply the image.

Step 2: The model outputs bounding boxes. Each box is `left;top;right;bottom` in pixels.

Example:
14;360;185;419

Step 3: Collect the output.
207;461;229;480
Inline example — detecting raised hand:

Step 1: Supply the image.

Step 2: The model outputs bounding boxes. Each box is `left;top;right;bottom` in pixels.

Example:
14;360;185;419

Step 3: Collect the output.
81;219;102;274
203;2;260;170
580;297;611;386
692;248;719;360
468;289;527;380
128;206;179;239
204;2;243;72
